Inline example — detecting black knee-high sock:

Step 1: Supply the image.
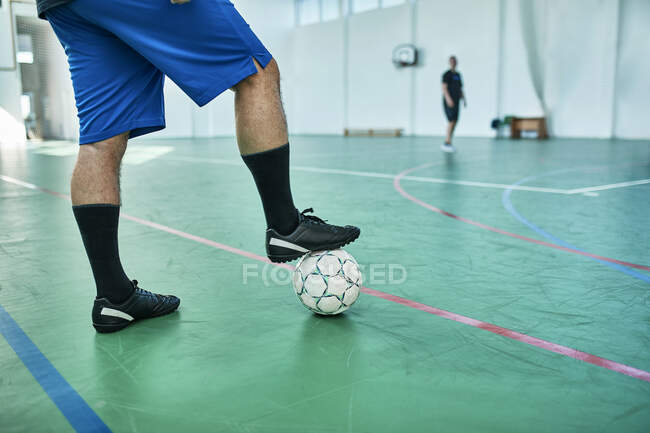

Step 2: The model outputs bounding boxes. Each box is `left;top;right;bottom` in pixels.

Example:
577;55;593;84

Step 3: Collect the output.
72;204;134;303
242;143;299;235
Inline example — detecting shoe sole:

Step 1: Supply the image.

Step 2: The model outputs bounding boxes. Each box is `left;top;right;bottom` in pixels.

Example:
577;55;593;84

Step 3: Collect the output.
93;302;180;334
268;229;361;264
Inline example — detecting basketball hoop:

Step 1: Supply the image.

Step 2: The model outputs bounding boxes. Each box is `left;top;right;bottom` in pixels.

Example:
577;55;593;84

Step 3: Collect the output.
392;44;418;68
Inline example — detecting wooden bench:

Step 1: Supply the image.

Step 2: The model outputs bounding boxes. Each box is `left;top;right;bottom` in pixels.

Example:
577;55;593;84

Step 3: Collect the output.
344;128;404;137
510;117;548;139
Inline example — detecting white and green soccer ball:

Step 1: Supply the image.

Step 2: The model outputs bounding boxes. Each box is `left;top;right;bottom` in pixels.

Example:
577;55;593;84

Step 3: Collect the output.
293;249;362;315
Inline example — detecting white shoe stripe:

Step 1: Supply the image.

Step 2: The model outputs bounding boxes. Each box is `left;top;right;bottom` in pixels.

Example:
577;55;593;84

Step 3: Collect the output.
101;307;134;322
269;237;309;253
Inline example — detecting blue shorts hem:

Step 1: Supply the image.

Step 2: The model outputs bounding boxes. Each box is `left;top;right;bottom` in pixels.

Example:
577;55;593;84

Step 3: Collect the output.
79;118;165;144
194;53;273;107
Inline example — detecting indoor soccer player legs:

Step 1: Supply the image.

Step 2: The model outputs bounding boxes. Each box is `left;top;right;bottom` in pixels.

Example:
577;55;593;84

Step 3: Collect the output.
234;58;360;261
236;59;299;236
71;132;134;304
71;132;128;206
71;132;179;332
446;120;457;144
234;58;288;156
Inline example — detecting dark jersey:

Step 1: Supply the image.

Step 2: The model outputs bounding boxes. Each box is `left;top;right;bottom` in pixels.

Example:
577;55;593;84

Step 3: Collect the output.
442;69;463;102
37;0;72;19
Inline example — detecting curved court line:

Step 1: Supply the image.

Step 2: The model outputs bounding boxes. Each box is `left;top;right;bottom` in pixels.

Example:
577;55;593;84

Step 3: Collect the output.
0;305;112;433
503;173;650;283
392;165;650;272
167;154;649;194
1;175;649;383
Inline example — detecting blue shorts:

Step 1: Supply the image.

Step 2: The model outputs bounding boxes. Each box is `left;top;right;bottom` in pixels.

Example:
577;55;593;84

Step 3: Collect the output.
46;0;273;144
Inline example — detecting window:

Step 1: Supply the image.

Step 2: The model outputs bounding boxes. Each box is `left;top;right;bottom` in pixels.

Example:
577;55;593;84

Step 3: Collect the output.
382;0;406;7
297;0;320;26
322;1;340;21
16;34;34;64
296;0;408;26
353;0;378;13
297;0;342;25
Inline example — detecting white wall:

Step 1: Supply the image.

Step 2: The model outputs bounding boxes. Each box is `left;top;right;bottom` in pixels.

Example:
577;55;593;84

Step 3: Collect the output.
614;0;650;139
347;5;412;132
498;0;544;119
42;19;78;140
2;0;649;141
288;0;650;139
501;0;649;138
291;0;502;137
0;1;26;143
0;66;25;144
291;19;345;134
414;0;500;136
0;1;15;69
151;0;295;139
0;0;295;143
541;0;619;138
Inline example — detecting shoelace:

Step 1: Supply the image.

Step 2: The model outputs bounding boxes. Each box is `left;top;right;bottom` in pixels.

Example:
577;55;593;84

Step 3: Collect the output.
300;208;328;225
132;280;158;300
131;280;175;305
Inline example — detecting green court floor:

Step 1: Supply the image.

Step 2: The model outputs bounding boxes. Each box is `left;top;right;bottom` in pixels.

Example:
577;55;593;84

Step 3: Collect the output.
0;136;649;432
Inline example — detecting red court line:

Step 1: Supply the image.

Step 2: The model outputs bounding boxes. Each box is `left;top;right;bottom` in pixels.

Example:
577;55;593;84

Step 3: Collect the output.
361;287;650;382
1;174;649;383
120;213;293;271
393;166;650;272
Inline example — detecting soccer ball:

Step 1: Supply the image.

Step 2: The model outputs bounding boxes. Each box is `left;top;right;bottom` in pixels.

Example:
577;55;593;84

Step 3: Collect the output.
293;249;362;315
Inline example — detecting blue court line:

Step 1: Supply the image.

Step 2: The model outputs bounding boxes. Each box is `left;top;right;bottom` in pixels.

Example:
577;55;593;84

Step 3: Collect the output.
0;304;112;433
502;172;650;284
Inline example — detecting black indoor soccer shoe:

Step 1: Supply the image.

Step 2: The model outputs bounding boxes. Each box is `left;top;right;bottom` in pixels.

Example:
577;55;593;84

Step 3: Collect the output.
266;208;361;263
92;280;180;333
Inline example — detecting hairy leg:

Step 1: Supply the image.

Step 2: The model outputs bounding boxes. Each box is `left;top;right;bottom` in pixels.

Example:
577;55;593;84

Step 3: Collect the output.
233;58;288;155
71;132;129;205
71;132;133;303
69;132;179;325
234;58;297;234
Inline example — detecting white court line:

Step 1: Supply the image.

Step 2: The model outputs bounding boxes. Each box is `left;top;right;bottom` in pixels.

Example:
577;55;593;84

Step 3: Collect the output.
0;175;40;190
163;155;570;194
34;147;78;157
566;179;650;194
167;155;242;167
0;238;26;244
122;146;174;165
30;141;174;165
401;175;568;193
16;146;649;195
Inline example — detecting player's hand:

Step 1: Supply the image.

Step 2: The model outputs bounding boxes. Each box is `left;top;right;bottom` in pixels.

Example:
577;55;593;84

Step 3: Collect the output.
170;0;191;4
447;99;455;108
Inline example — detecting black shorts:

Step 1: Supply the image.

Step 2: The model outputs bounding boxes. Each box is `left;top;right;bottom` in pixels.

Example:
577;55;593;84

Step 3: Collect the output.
443;99;460;122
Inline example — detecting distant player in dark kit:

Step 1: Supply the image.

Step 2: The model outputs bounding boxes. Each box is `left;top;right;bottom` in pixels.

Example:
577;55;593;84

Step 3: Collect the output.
441;55;466;153
37;0;360;333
